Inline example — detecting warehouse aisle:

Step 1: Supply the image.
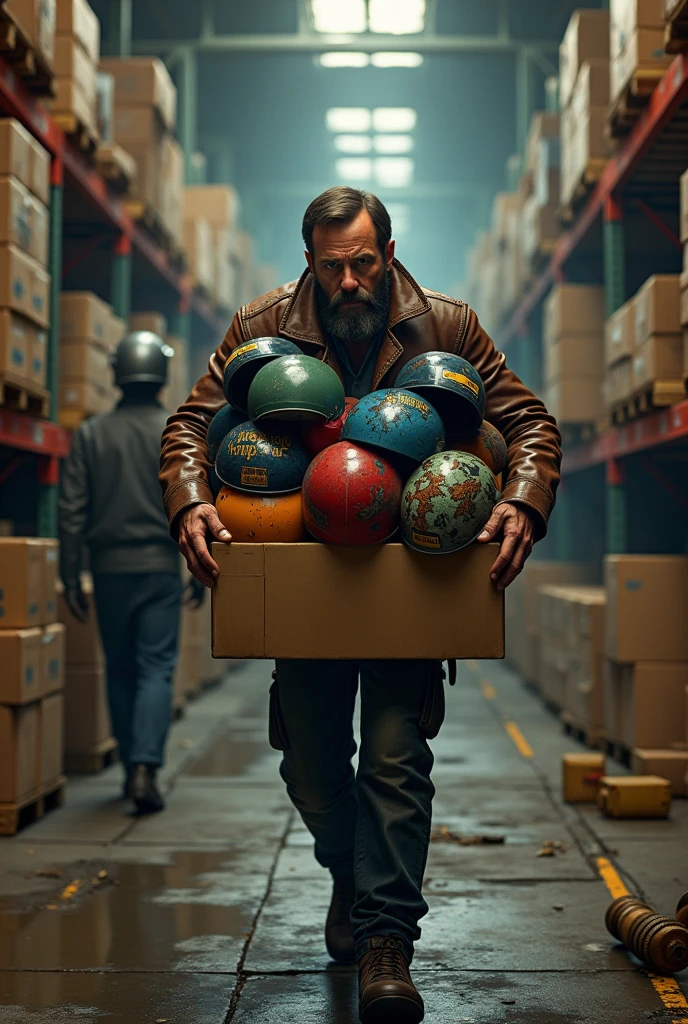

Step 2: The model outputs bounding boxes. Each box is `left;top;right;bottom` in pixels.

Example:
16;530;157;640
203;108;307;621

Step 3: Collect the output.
0;659;687;1023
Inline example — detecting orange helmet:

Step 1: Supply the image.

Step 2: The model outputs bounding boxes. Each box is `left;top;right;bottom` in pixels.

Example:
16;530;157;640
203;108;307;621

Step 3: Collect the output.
215;487;306;542
446;420;507;476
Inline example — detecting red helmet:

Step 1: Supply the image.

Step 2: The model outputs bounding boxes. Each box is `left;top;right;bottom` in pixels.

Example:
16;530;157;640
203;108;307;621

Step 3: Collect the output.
302;441;402;546
301;397;358;458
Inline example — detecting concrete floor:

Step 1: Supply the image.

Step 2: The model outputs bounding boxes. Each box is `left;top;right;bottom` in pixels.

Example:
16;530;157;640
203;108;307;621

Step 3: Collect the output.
0;659;687;1023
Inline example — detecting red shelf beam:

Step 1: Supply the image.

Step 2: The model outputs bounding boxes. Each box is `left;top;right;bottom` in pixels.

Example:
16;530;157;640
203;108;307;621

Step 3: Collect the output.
0;409;71;458
502;53;688;347
562;399;688;474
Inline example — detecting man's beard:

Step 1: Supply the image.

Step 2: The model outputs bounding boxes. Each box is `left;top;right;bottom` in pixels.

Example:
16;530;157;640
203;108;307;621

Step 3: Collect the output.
315;271;392;344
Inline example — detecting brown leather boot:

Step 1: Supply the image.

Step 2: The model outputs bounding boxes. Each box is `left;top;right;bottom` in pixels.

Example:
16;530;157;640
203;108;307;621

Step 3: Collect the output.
130;764;164;814
325;875;356;963
358;936;424;1023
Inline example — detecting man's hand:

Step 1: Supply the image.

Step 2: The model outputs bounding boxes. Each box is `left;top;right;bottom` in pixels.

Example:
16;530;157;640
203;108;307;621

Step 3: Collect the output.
179;503;232;588
65;584;89;623
477;503;536;590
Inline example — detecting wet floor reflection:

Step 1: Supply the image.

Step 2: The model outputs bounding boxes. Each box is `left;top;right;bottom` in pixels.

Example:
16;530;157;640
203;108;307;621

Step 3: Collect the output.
188;734;268;776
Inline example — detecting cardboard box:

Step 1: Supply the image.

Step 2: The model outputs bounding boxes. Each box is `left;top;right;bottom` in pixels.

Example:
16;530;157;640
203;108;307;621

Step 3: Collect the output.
107;314;125;353
59;291;111;346
632;334;683;389
0;309;30;380
577;107;614;164
57;577;104;666
684;327;688;380
212;542;505;660
611;0;665;59
51;78;96;133
544;284;605;339
64;664;111;751
562;752;606;803
0;702;39;802
634;275;680;341
119;140;160;211
183;185;239;230
37;538;59;623
59;337;111;384
559;9;610;110
0;538;43;628
603;658;622;742
184;219;214;294
610;27;672;101
544;333;604;384
7;0;56;69
39;692;64;785
100;57;176;131
0;177;33;255
546;374;605;423
605;555;688;662
0;627;42;704
631;751;688;797
26;134;50;206
598;774;671;817
605;301;636;367
54;35;96;98
58;379;109;418
112;105;161;146
571;60;610;119
29;322;47;387
525;112;560;177
128;311;167;337
0;245;50;327
613;661;688;749
604;357;634;407
55;0;99;63
0;119;32;187
40;623;65;698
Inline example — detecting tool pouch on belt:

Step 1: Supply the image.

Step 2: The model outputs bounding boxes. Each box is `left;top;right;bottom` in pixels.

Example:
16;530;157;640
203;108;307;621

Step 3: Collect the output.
268;672;291;751
419;661;446;740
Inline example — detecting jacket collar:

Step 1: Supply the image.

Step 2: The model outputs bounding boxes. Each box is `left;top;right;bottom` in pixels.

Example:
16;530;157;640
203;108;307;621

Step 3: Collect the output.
279;258;431;348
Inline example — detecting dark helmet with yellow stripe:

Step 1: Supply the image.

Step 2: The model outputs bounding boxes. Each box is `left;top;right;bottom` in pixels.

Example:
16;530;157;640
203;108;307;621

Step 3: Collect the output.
395;351;486;435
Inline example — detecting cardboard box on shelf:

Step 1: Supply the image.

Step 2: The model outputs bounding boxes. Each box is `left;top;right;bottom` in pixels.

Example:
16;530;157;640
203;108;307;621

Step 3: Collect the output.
631;751;688;796
525;112;560;177
59;338;111;384
0;245;50;328
0;309;30;381
576;107;614;165
212;542;505;661
571;59;610;118
100;57;176;131
50;78;97;133
562;752;606;803
54;35;97;99
544;333;605;384
546;375;605;423
610;27;672;102
26;135;50;206
64;664;112;752
6;0;56;69
684;327;688;379
56;0;100;63
128;311;167;337
0;539;43;628
681;169;688;244
632;334;683;389
0;119;32;187
604;357;634;407
184;219;214;295
37;538;59;623
0;702;39;803
160;136;183;249
0;178;32;256
183;184;239;230
605;301;636;367
559;9;610;109
598;774;671;817
57;578;104;666
611;0;666;58
107;314;125;353
59;291;111;346
58;379;109;420
111;105;162;147
40;623;65;698
28;195;48;267
611;661;688;749
544;284;605;339
28;323;47;388
0;628;42;704
39;692;64;785
634;275;680;342
605;555;688;662
119;141;160;212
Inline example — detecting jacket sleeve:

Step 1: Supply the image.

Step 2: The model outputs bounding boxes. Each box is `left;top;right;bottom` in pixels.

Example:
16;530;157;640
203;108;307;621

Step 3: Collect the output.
159;312;245;538
58;425;91;587
459;305;562;540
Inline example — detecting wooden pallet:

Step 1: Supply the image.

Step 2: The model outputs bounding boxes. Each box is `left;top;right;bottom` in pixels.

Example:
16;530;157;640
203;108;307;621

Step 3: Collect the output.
94;143;136;196
52;113;99;160
0;776;66;836
561;711;605;751
0;7;55;97
665;0;688;53
0;373;49;417
611;379;687;424
607;67;667;138
65;736;118;775
560;159;608;223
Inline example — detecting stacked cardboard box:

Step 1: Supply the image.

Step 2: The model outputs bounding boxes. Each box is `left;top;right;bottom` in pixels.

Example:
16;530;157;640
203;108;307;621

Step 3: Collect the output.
543;284;605;426
505;560;597;687
632;274;682;391
604;555;688;794
0;120;51;397
58;292;123;426
521;113;560;274
57;576;115;769
100;58;180;243
4;0;56;75
604;299;635;410
0;539;65;810
679;170;688;376
183;185;240;310
129;311;167;337
51;0;100;137
610;0;672;108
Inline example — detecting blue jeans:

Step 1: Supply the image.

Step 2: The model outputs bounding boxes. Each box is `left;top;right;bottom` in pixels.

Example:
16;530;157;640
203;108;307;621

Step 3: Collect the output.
271;659;445;962
93;572;182;770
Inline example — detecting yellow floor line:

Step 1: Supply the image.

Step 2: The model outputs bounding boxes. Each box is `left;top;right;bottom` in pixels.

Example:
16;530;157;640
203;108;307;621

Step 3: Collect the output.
480;680;496;700
503;720;533;759
597;857;688;1020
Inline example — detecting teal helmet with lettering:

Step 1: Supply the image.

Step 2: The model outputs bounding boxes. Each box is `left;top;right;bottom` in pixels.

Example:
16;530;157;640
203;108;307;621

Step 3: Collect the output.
215;420;310;494
206;404;246;463
222;338;302;412
341;388;445;465
394;352;486;435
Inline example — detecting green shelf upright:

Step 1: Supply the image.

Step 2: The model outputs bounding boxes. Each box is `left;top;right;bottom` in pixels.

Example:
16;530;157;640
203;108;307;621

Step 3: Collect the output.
111;233;132;321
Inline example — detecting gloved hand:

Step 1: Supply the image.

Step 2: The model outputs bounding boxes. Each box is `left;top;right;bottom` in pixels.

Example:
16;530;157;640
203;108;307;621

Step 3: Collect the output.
183;576;206;609
65;584;89;623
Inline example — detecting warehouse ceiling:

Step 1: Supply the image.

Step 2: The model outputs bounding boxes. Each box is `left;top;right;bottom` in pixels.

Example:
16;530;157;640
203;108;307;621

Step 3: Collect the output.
92;0;604;296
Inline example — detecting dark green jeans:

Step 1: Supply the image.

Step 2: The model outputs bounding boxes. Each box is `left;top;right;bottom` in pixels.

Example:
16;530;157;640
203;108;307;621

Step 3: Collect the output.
271;659;445;962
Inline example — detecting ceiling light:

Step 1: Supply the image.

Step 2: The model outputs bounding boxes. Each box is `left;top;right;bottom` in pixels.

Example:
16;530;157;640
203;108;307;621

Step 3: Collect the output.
369;0;426;34
371;52;424;67
326;107;372;133
374;157;414;188
312;0;367;33
372;107;417;132
336;157;373;181
373;134;414;154
319;52;370;68
334;134;373;154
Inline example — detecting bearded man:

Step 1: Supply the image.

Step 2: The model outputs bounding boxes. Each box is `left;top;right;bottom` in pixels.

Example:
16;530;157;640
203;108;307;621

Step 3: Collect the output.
159;186;561;1023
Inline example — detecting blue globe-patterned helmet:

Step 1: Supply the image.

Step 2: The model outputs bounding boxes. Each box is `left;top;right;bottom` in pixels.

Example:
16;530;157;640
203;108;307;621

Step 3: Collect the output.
341;388;445;465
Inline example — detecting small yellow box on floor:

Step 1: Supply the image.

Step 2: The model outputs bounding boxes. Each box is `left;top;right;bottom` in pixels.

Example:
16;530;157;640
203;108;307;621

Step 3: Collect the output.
562;753;606;802
598;775;672;818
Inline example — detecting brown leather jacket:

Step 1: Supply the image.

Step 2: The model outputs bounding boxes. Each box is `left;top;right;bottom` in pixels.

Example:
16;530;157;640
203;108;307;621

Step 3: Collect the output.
160;260;561;539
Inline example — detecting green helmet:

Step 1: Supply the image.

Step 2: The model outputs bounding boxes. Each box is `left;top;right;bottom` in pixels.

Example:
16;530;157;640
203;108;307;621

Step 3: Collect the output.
401;451;499;554
247;354;345;423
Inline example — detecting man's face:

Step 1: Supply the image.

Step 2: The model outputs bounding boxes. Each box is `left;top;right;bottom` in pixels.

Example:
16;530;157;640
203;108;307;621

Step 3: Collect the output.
306;208;395;344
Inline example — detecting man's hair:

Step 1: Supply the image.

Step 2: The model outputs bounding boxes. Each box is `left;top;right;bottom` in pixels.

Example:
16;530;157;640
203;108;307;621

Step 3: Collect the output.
302;186;392;256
